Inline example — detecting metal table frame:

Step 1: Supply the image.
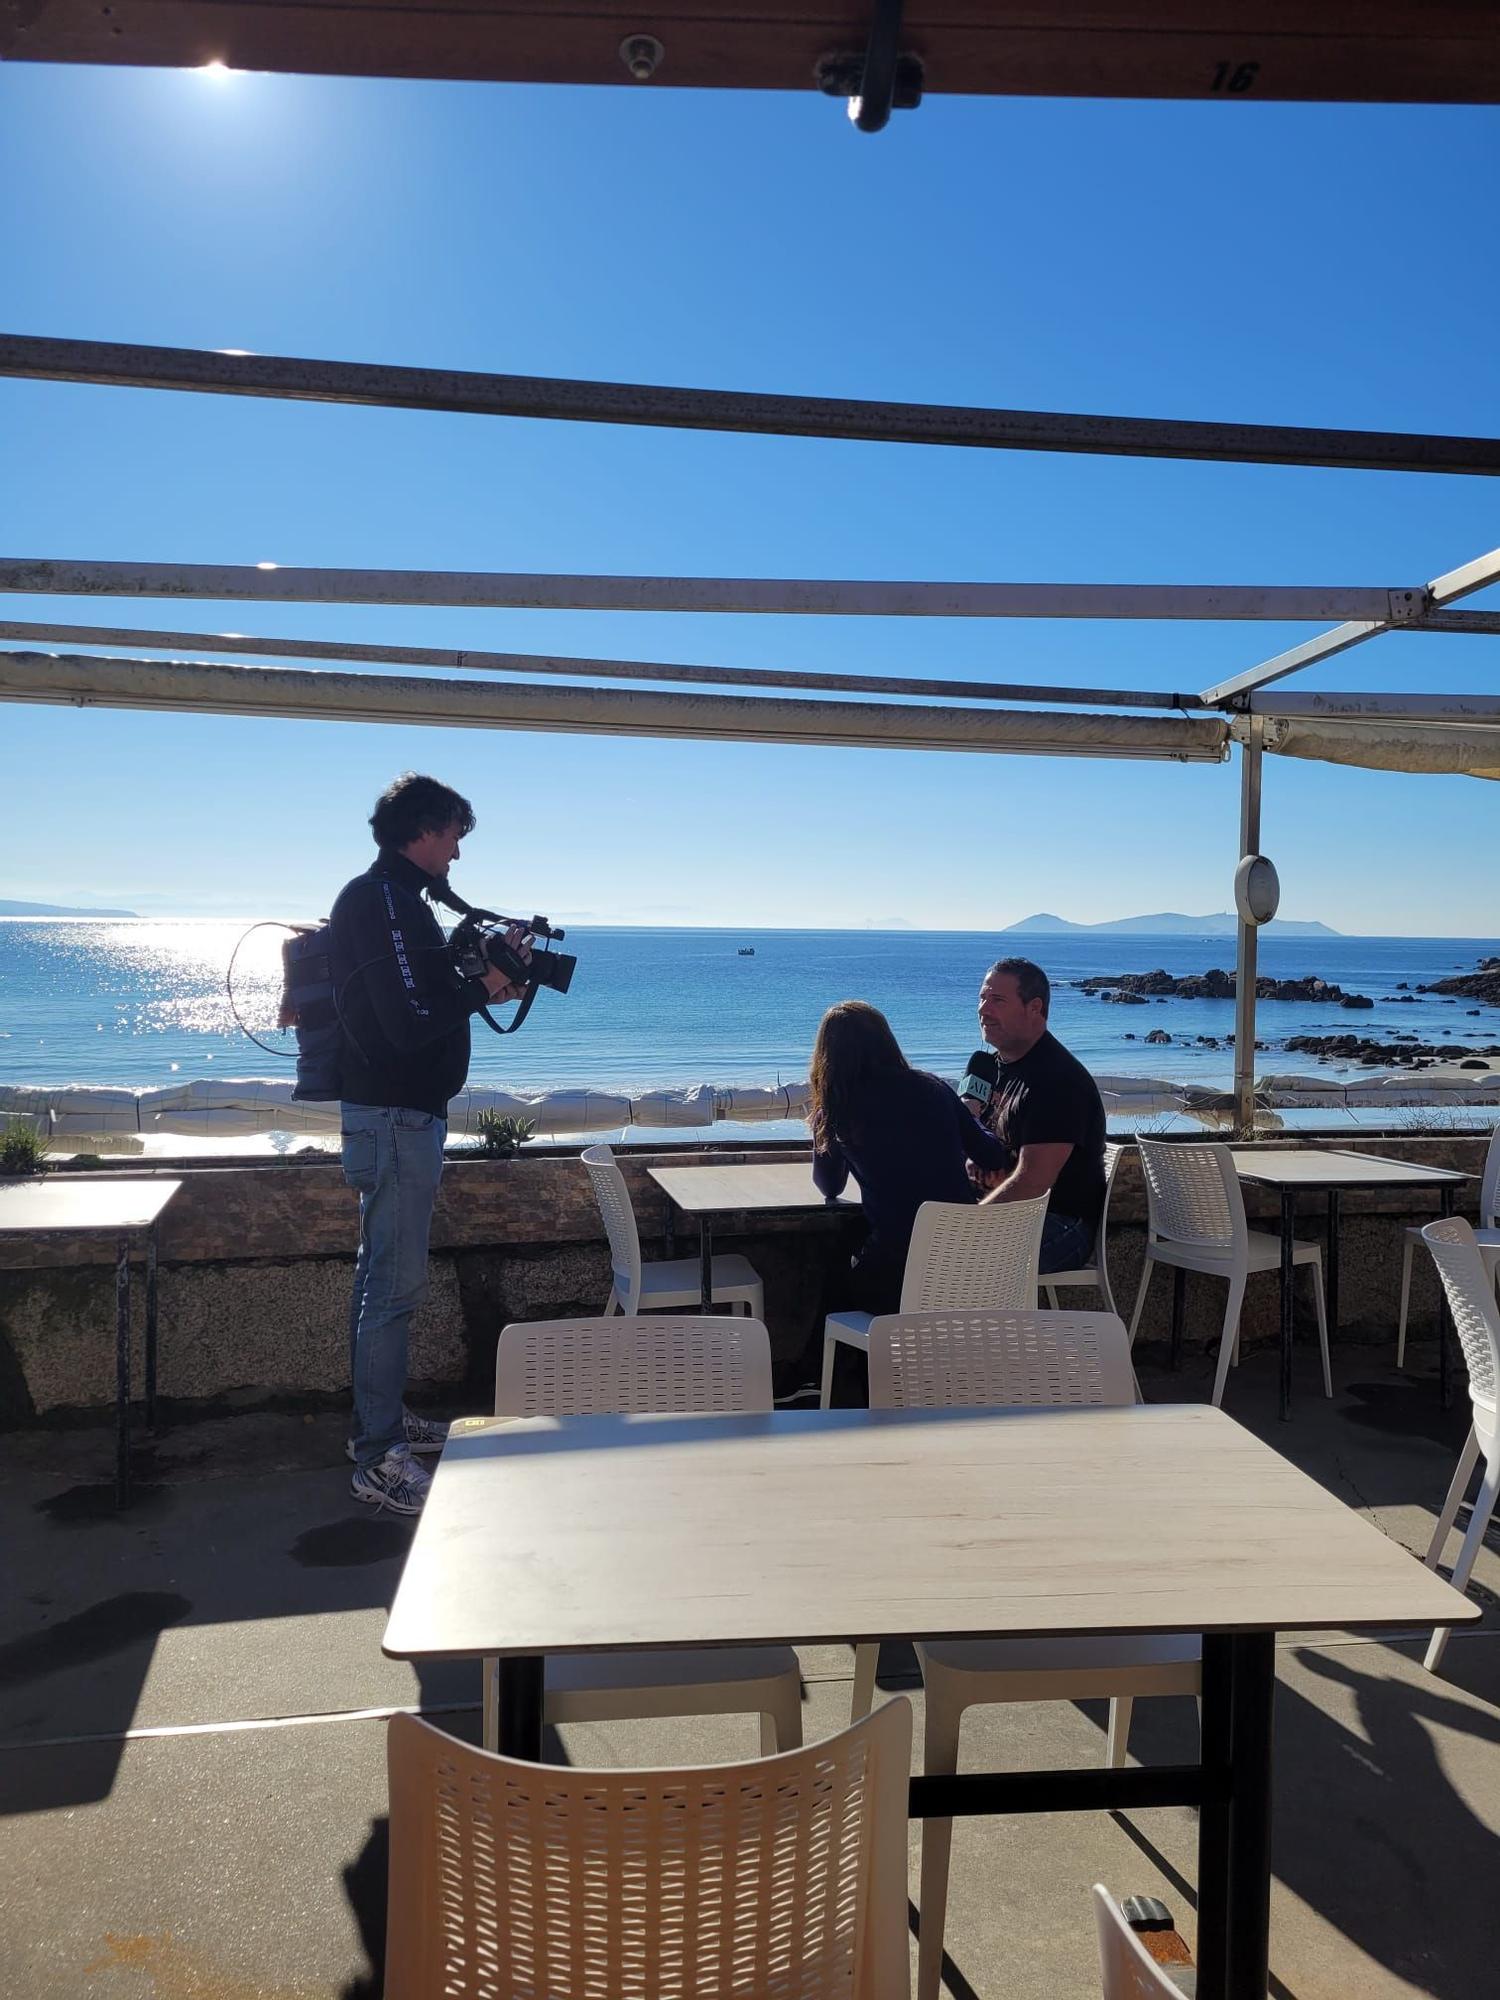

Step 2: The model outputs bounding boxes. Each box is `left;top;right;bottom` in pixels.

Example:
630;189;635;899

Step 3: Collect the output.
0;1180;179;1506
649;1162;860;1311
488;1630;1272;2000
1229;1151;1466;1421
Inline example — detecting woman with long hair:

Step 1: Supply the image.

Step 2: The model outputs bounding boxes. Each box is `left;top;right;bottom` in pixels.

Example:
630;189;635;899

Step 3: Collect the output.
809;1000;1012;1318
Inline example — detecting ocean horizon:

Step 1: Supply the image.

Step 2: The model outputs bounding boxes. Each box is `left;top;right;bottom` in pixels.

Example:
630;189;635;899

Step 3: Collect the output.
3;918;1498;1107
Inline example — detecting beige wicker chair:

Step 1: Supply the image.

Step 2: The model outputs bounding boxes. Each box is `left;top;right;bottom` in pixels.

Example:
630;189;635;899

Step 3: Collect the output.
858;1307;1201;2000
1417;1217;1500;1673
483;1313;802;1754
820;1191;1049;1407
1129;1138;1330;1406
385;1702;914;2000
582;1141;764;1317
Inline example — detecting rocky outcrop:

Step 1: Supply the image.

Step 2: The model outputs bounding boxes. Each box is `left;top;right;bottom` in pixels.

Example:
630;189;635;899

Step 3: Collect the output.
1078;968;1370;1005
1285;1034;1500;1068
1419;969;1500;1005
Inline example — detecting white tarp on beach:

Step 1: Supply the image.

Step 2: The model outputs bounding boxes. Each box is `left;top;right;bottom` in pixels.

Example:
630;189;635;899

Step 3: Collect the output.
8;1067;1496;1142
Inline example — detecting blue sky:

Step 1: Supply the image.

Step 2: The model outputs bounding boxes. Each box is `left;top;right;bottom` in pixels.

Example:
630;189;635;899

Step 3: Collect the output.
0;64;1496;931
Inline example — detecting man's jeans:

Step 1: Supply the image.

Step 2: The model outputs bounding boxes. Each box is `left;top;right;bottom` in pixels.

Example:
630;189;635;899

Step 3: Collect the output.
341;1104;446;1469
1039;1211;1093;1275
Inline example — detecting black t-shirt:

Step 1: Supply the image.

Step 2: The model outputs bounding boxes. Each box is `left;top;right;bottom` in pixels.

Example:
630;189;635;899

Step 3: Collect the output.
979;1031;1107;1233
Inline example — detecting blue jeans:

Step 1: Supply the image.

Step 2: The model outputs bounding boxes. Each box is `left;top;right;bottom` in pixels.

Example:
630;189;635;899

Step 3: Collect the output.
1039;1211;1093;1275
341;1104;446;1468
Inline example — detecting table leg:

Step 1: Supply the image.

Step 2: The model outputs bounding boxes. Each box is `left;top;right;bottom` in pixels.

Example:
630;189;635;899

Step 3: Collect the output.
1171;1265;1186;1371
1195;1634;1235;2000
1225;1632;1276;2000
496;1655;545;1760
145;1228;160;1432
1279;1192;1296;1423
1439;1185;1457;1408
114;1235;132;1509
699;1216;714;1312
1325;1189;1341;1336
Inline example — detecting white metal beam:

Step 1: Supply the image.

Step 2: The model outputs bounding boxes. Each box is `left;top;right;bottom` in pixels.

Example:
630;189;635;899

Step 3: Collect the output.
1199;543;1500;706
0;650;1232;761
0;558;1408;623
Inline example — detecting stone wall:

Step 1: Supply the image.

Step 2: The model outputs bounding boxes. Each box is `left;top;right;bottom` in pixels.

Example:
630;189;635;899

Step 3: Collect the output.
0;1134;1486;1425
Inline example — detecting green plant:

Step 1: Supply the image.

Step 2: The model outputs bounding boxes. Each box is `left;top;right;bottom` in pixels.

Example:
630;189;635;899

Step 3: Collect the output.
1;1118;51;1176
475;1112;538;1158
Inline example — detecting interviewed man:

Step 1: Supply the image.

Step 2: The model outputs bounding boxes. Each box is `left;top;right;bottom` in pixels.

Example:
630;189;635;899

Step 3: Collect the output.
331;773;528;1515
960;956;1106;1273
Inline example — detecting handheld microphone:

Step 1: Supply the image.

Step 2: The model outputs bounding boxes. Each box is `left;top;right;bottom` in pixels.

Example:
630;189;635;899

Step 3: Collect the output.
960;1047;999;1109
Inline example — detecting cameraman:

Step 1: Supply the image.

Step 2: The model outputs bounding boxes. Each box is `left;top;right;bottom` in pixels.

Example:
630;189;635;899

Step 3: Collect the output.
332;773;528;1515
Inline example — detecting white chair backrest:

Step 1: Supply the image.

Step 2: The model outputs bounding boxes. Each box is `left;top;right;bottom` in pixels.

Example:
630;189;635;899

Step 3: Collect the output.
1480;1124;1500;1231
1419;1218;1500;1424
495;1314;774;1417
1092;1885;1184;2000
581;1142;643;1314
867;1308;1137;1411
1136;1139;1245;1255
1095;1142;1124;1282
900;1193;1048;1311
386;1701;914;2000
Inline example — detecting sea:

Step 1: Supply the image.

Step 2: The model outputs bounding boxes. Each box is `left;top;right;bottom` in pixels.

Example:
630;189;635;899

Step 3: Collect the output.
2;920;1498;1149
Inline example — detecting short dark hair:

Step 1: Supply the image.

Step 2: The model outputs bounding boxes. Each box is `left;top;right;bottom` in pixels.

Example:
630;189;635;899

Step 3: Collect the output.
369;773;476;850
985;956;1050;1016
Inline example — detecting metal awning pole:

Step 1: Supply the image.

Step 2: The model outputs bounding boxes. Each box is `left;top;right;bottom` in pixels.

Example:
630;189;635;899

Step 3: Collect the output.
1233;718;1265;1138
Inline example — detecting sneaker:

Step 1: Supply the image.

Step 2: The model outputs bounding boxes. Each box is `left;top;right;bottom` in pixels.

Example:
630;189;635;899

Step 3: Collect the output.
350;1444;432;1516
346;1407;451;1463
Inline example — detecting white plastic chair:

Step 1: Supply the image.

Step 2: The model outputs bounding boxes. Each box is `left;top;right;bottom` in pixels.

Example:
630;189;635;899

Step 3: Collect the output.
1397;1125;1500;1367
1415;1217;1500;1675
386;1701;913;2000
820;1191;1049;1408
1128;1138;1331;1407
1093;1885;1191;1998
484;1313;801;1751
856;1307;1202;2000
1043;1141;1125;1313
581;1142;764;1319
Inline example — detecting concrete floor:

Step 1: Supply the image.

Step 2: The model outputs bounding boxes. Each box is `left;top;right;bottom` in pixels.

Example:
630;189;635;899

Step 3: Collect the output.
3;1342;1498;1999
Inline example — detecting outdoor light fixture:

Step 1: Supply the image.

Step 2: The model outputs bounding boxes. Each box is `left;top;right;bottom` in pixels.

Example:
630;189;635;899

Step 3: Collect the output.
1234;853;1280;926
619;34;663;81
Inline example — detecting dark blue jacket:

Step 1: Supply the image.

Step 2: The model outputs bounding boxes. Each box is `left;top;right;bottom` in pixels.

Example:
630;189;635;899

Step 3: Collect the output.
812;1067;1012;1278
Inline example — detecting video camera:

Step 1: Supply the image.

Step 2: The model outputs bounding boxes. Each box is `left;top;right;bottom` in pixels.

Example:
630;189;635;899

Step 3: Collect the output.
448;912;577;1000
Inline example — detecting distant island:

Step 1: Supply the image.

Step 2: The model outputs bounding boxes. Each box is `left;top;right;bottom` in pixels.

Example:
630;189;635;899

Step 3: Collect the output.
0;898;140;918
1002;910;1340;939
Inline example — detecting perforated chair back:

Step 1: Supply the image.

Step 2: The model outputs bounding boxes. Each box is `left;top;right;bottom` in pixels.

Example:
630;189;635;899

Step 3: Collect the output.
1480;1125;1500;1231
868;1307;1137;1411
1419;1218;1500;1427
900;1193;1048;1311
1136;1139;1245;1255
1092;1885;1185;1999
495;1314;774;1417
581;1142;643;1314
385;1703;915;2000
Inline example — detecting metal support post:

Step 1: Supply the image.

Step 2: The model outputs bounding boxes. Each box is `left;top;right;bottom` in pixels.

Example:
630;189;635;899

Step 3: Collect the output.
496;1656;545;1760
114;1236;132;1508
1233;721;1264;1139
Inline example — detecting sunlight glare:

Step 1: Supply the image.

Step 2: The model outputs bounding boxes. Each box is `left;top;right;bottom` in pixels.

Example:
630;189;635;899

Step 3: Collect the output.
199;59;234;82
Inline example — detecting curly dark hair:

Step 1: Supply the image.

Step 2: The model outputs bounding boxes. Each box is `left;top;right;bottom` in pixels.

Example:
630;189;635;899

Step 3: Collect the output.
369;773;476;850
808;1000;910;1150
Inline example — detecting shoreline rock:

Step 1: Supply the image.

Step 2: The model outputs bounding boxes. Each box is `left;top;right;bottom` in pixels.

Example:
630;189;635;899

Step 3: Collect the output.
1285;1033;1500;1069
1077;968;1371;1006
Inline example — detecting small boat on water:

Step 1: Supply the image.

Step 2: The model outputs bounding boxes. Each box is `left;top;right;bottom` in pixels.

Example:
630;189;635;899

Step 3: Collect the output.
738;947;755;956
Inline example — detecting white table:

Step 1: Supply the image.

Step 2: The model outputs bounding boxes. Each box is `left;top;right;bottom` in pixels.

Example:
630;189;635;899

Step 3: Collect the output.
1229;1148;1468;1418
384;1401;1475;2000
0;1176;182;1505
648;1159;860;1308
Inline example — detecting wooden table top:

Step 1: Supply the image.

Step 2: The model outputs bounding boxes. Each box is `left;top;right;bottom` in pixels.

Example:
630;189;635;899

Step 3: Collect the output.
1229;1148;1467;1191
383;1403;1475;1662
0;1176;183;1233
649;1159;860;1216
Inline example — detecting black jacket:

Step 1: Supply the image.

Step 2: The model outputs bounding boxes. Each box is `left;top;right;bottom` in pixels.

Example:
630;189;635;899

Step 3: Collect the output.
328;851;491;1118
